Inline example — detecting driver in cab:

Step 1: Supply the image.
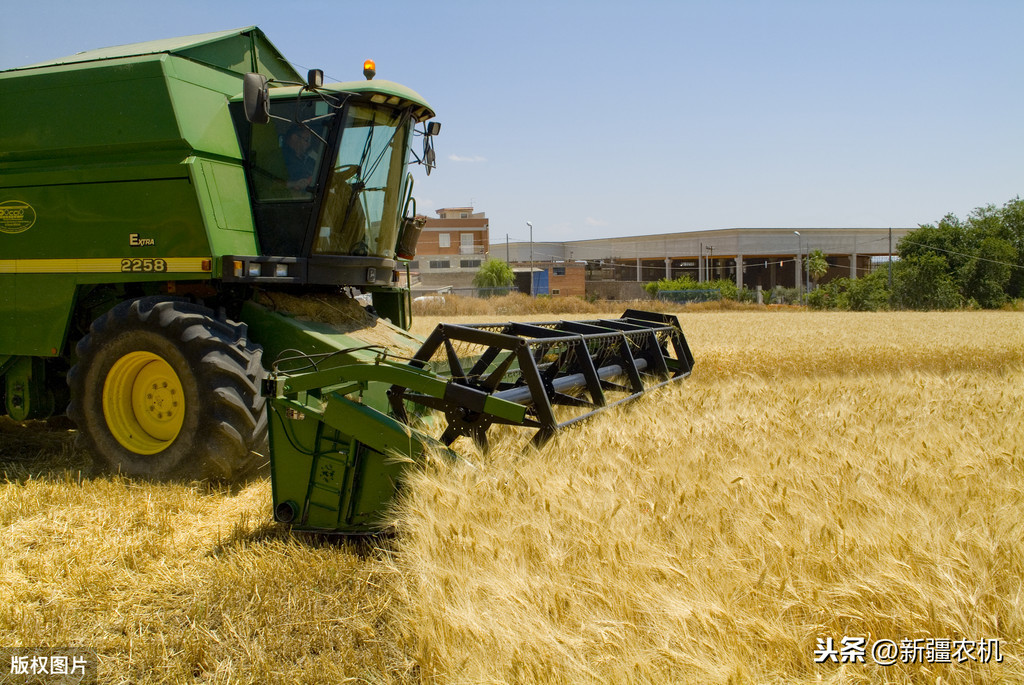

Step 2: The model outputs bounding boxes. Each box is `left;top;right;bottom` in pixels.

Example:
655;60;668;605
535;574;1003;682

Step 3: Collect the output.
282;125;316;192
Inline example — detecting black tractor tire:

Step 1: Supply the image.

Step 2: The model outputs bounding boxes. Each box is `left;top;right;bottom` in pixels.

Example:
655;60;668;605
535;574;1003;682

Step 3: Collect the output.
67;297;268;482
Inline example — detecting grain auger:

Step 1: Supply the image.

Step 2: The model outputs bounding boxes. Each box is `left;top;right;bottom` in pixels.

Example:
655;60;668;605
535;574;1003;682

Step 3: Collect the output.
265;309;693;533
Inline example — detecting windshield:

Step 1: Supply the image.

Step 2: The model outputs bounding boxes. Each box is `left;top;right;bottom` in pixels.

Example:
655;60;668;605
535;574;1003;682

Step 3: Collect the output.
249;99;331;202
313;103;411;258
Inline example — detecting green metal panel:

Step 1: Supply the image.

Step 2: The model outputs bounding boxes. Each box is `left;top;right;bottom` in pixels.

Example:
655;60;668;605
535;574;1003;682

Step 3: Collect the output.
0;58;185;163
8;276;75;356
5;276;84;358
268;396;424;533
0;178;209;259
164;62;247;161
0;277;12;345
173;31;272;76
12;27;300;83
369;288;411;330
0;173;216;355
189;159;260;255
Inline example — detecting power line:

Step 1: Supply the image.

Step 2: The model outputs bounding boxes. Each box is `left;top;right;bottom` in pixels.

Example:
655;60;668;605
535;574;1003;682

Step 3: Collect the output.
898;239;1024;270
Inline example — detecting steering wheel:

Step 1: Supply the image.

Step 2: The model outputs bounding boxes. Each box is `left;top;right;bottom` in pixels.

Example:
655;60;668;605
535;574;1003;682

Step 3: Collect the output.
335;164;360;182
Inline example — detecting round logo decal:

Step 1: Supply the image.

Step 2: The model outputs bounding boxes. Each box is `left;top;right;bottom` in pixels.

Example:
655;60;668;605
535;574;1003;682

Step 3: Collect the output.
0;200;36;234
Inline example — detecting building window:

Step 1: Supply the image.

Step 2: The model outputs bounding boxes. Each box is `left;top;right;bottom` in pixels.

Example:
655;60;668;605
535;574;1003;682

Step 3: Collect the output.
552;289;561;295
438;233;451;248
460;259;481;269
429;260;450;269
553;266;566;276
460;233;475;255
460;212;468;218
408;261;419;269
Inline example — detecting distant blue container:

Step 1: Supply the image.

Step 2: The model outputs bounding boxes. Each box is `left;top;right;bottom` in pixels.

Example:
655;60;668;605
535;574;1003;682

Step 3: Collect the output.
533;269;549;295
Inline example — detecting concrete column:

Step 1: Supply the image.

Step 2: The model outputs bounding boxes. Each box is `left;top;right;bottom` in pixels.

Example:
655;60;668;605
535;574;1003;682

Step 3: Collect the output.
665;257;672;280
736;254;743;290
794;253;801;291
636;257;641;282
850;253;858;279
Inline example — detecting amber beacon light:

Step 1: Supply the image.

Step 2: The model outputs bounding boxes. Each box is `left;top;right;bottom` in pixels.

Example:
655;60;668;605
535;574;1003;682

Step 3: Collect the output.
363;59;376;80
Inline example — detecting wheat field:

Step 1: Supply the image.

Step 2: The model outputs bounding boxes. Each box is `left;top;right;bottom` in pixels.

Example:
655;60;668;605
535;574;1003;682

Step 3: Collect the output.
1;310;1022;683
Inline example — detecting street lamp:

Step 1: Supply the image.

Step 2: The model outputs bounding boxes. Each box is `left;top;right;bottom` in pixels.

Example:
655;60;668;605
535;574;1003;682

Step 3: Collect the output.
793;231;802;304
806;247;811;296
526;221;534;297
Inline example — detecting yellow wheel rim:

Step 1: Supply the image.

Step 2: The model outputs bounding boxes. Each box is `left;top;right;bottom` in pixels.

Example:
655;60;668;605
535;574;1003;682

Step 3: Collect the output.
102;351;186;455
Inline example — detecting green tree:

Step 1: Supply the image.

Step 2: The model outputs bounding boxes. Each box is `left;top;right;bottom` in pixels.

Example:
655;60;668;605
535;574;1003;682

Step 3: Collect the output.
899;214;971;274
844;269;891;311
958;236;1015;308
892;253;960;310
806;269;891;311
472;258;514;290
899;197;1023;309
805;281;840;310
997;196;1024;297
805;249;829;286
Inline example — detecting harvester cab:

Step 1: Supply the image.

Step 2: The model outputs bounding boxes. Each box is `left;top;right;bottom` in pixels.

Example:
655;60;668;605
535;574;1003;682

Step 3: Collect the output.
227;62;440;329
0;27;695;535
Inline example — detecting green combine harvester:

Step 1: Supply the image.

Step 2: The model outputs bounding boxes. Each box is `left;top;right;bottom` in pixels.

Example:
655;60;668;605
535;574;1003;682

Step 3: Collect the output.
0;28;694;533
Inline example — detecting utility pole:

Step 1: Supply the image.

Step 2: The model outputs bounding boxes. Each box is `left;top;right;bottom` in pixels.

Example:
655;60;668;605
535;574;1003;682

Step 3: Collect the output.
806;244;811;295
887;227;893;291
793;231;802;305
506;233;509;263
526;221;534;297
888;227;894;308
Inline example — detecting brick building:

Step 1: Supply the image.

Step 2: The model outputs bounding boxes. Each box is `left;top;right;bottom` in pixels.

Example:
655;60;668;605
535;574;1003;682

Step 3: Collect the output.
514;262;587;297
413;207;489;288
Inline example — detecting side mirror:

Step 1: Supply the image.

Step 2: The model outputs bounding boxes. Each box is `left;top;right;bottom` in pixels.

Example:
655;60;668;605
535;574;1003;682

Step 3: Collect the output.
424;144;436;174
422;122;440;175
243;73;270;124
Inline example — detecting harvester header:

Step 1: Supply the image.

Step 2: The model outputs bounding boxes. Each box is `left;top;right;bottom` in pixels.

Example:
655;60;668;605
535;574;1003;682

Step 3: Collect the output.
266;309;693;533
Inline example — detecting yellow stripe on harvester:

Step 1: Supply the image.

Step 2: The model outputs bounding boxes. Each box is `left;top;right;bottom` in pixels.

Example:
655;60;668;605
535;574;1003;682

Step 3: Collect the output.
0;258;211;274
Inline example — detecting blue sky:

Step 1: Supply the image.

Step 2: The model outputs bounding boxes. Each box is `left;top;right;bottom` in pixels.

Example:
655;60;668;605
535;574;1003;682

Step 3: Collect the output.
2;0;1021;243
